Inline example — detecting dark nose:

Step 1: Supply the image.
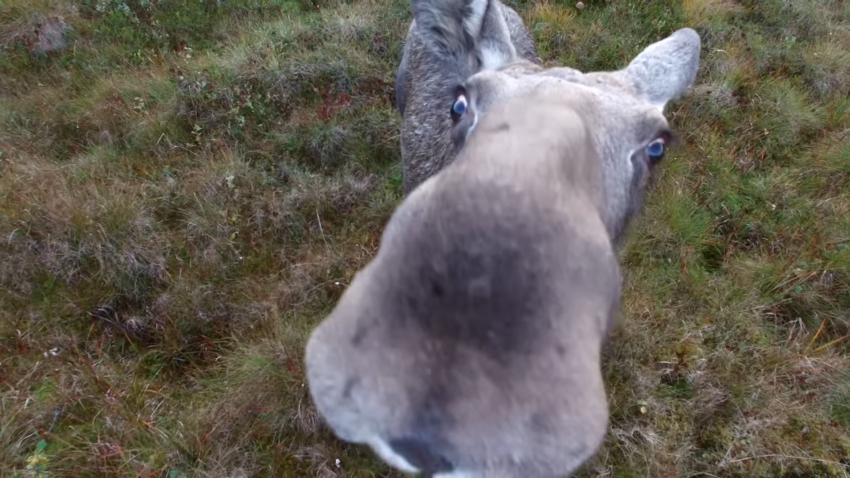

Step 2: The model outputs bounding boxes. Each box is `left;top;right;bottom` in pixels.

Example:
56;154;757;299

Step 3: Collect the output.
388;436;454;476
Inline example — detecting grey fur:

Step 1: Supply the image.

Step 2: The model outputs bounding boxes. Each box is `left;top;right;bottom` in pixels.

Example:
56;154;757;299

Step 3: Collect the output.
397;0;700;215
396;0;541;192
401;0;701;243
307;4;701;477
308;94;618;477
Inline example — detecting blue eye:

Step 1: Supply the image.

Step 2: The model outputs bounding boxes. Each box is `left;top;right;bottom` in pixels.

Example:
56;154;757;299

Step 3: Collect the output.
451;94;468;121
646;138;666;162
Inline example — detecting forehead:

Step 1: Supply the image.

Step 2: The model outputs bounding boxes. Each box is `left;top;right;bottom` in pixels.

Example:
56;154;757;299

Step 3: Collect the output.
465;65;669;141
469;63;638;106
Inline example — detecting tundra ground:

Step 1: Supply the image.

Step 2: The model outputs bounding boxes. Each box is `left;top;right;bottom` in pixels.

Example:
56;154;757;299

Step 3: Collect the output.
1;0;848;476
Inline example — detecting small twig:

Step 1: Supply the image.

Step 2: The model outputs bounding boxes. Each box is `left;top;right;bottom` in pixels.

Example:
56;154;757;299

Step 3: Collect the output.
805;318;826;351
359;243;375;259
316;208;330;253
48;405;64;433
813;334;850;353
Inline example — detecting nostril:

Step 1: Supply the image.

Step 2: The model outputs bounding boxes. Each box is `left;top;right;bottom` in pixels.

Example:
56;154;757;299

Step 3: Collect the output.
388;437;454;475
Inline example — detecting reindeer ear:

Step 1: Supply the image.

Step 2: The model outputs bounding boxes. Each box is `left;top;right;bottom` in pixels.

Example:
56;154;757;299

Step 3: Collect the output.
411;0;477;61
621;28;702;111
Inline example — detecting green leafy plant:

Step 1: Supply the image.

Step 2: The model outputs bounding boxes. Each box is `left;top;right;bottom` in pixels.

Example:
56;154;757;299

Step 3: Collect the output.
24;440;49;477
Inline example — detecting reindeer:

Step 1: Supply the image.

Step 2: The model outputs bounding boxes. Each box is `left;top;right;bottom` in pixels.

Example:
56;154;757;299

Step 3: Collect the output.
305;0;701;475
396;0;541;195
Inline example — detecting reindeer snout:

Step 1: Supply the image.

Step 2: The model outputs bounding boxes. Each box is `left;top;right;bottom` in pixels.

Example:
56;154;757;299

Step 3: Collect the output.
388;436;455;476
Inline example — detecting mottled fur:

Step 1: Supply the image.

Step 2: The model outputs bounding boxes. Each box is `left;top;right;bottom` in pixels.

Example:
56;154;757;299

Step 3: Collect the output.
307;3;701;477
396;0;540;194
400;0;700;242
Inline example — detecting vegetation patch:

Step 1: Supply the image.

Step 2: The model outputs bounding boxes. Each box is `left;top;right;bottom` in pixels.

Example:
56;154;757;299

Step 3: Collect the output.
1;0;848;475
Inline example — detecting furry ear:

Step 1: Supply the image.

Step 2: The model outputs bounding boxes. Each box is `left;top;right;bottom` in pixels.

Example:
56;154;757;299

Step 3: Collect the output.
620;28;702;111
411;0;477;61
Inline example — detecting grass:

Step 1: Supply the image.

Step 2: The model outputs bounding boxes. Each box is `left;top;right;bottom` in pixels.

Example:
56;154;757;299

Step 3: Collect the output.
0;0;847;476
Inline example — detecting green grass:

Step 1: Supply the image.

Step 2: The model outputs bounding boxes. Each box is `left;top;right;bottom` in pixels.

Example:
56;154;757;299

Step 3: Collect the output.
1;0;848;476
